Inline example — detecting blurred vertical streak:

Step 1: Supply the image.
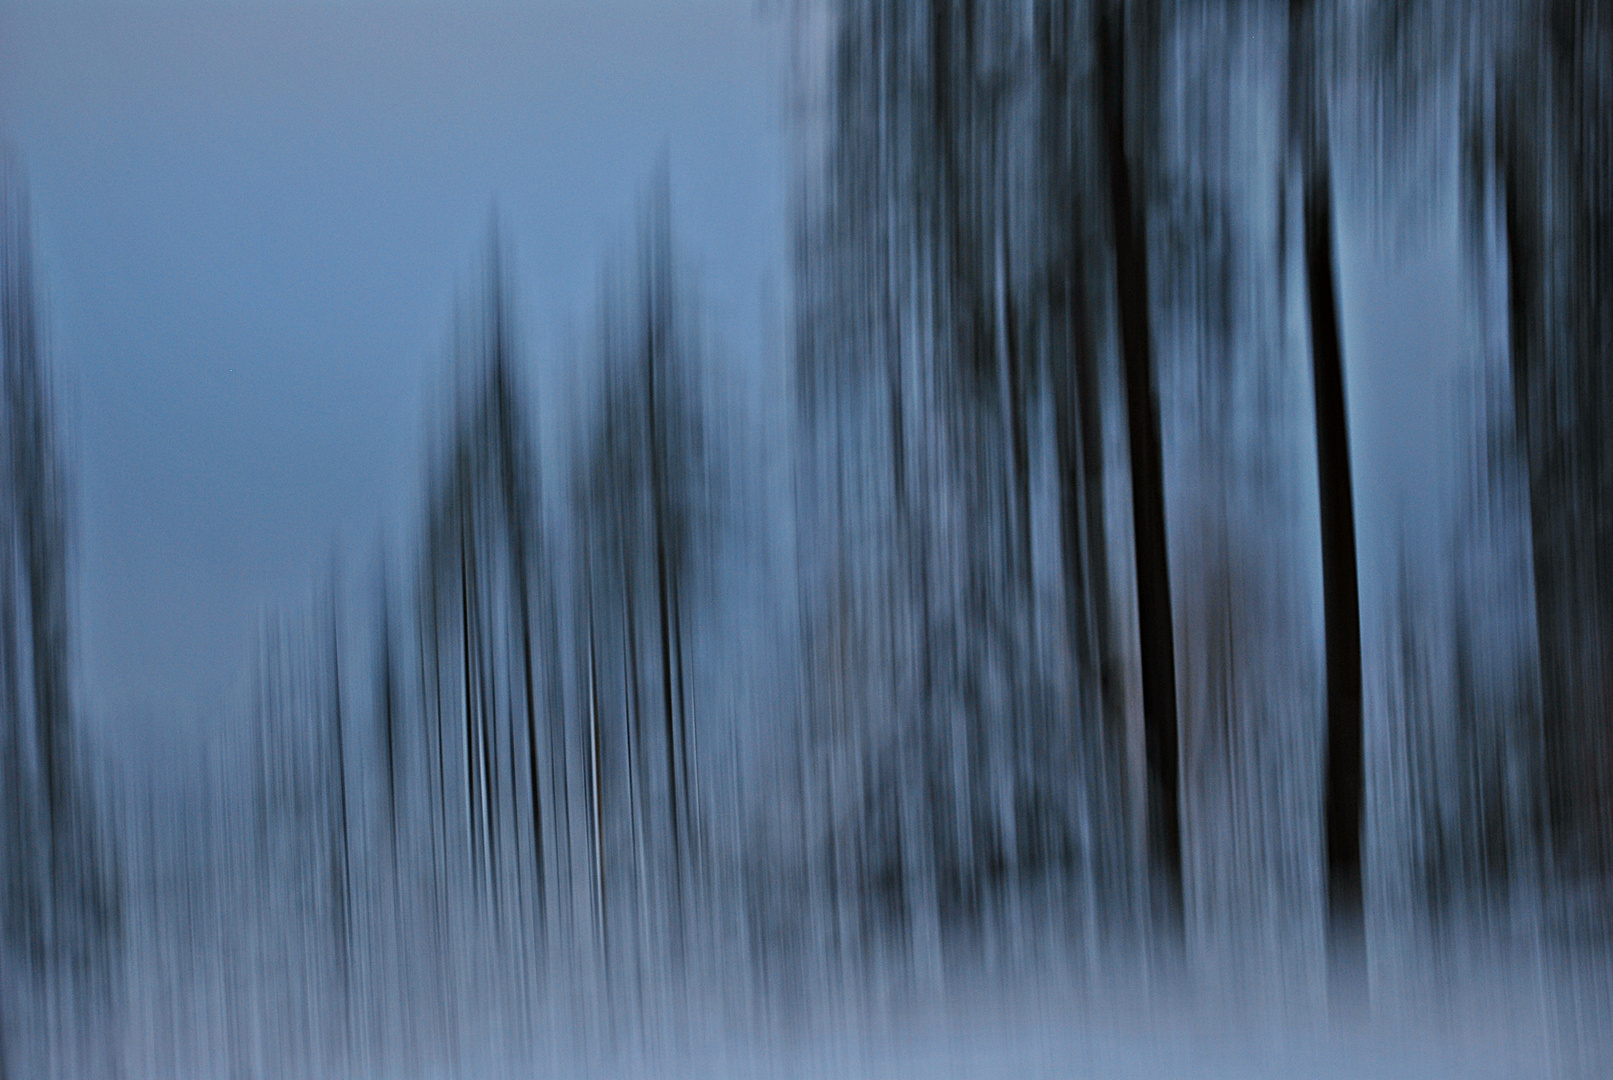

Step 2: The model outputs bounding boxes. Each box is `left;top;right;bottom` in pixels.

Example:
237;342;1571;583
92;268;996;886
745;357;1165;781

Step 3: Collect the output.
586;559;609;970
1098;0;1183;944
1;154;116;1078
460;503;479;899
327;570;354;1048
1497;0;1613;891
1035;0;1128;923
1288;0;1365;1006
378;561;402;908
644;176;685;941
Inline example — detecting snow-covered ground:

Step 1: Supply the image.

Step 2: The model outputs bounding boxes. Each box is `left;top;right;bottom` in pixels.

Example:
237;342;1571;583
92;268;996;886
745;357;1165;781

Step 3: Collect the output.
328;960;1608;1080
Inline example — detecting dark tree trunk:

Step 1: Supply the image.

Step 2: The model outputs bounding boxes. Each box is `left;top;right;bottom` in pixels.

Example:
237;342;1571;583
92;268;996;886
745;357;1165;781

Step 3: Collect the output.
644;187;686;938
1290;0;1364;1004
490;339;548;937
586;579;609;962
328;588;353;1018
648;313;683;907
1098;3;1182;939
1501;35;1613;884
460;517;478;878
1500;96;1547;864
379;576;401;882
518;541;545;931
1036;0;1125;882
1306;147;1365;979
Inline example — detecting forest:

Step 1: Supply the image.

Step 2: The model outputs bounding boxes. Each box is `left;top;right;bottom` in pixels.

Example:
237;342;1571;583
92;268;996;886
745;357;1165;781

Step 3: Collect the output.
1;0;1610;1077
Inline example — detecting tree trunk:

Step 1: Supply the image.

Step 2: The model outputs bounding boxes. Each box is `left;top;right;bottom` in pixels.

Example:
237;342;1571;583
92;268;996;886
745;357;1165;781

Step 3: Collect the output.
1036;0;1126;895
1098;2;1183;940
1290;0;1364;1005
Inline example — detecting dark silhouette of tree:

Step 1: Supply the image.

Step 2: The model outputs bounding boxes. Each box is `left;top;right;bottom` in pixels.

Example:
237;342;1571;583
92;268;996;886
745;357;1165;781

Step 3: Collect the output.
376;559;404;914
415;233;565;957
1288;0;1365;1002
1098;0;1183;941
0;156;117;1078
573;180;711;966
1033;0;1129;903
1490;0;1613;886
326;571;354;1038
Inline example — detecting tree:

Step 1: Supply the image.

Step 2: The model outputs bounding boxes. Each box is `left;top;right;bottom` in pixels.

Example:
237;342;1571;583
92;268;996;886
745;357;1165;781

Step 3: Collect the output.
1098;0;1184;942
573;184;710;965
1033;0;1129;905
417;234;565;954
1288;0;1365;1001
1491;0;1613;886
0;156;118;1078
